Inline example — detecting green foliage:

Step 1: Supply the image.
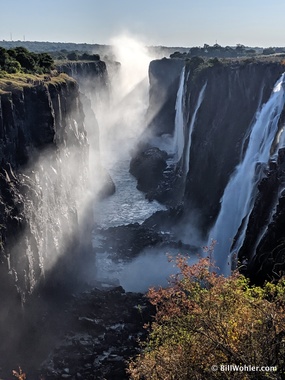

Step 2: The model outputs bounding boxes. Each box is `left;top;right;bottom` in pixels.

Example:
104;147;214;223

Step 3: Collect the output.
81;52;100;61
263;47;276;56
187;56;205;71
65;51;100;62
15;51;35;71
170;43;262;60
0;72;72;94
0;46;54;75
4;59;21;74
128;256;285;379
208;57;223;66
67;51;78;61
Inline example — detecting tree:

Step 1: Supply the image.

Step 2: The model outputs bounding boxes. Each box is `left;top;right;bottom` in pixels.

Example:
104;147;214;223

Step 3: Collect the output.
0;46;54;74
67;51;78;61
0;47;9;67
38;53;54;70
13;47;36;71
263;47;275;56
4;59;21;73
128;255;285;379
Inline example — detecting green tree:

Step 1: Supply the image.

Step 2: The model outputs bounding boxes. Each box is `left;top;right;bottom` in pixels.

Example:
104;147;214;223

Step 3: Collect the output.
67;51;78;61
13;47;36;71
263;47;276;56
0;47;9;67
4;59;21;73
38;53;54;70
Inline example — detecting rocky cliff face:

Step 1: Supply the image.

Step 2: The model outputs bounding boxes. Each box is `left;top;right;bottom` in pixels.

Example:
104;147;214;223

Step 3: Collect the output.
183;61;285;232
132;57;285;281
134;59;284;213
57;60;115;197
238;147;285;283
0;74;96;359
58;61;110;110
146;57;184;136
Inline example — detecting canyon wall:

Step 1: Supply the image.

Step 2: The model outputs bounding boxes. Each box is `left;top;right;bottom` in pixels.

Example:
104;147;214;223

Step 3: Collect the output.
0;75;86;302
0;67;109;359
133;57;285;281
146;57;184;136
183;60;285;232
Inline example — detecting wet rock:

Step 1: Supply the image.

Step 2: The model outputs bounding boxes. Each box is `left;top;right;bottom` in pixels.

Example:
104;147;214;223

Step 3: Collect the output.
130;147;168;195
39;285;154;380
95;223;164;259
96;168;116;200
239;147;285;283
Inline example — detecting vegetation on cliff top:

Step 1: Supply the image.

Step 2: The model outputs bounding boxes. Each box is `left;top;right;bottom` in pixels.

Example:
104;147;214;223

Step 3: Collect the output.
0;46;103;94
128;254;285;379
170;43;285;60
0;46;54;75
0;72;75;95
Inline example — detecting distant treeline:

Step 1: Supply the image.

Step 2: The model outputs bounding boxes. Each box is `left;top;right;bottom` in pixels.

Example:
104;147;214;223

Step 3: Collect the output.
170;43;285;59
0;40;285;73
51;50;101;61
0;46;54;74
0;40;109;53
0;46;106;75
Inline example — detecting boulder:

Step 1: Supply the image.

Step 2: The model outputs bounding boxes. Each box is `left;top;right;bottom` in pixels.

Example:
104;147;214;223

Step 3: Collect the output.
130;147;167;195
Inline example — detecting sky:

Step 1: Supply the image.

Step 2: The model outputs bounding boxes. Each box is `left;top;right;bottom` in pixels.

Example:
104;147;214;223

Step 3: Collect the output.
0;0;285;48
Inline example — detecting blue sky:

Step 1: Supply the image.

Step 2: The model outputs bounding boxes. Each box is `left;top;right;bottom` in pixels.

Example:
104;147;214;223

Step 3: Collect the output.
1;0;284;47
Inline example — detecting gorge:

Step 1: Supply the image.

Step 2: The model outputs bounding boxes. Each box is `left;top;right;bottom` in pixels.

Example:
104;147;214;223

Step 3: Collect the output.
1;43;285;378
132;56;285;282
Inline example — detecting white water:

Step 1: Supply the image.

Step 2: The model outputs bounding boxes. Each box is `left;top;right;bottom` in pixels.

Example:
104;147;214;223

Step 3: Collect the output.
93;153;166;228
185;82;207;176
93;39;166;227
88;37;178;291
208;73;285;273
172;67;185;162
95;246;198;292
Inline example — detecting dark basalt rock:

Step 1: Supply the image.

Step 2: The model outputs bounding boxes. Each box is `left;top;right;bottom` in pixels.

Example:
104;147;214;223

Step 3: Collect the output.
57;60;110;109
238;147;285;283
38;285;153;380
183;61;285;233
140;58;285;235
0;74;102;369
146;58;185;136
0;283;153;380
96;169;116;200
94;223;164;260
94;216;198;266
143;205;184;230
130;146;168;197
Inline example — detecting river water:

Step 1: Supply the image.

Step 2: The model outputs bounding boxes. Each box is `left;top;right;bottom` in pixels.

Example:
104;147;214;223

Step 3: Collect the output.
88;39;202;291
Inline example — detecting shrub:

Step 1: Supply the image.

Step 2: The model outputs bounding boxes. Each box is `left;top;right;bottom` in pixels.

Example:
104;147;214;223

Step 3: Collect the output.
128;255;285;379
67;51;78;61
4;59;21;73
0;46;54;74
37;53;54;71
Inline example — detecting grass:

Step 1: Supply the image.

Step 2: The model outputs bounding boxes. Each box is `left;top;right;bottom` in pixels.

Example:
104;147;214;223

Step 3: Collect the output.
0;72;75;94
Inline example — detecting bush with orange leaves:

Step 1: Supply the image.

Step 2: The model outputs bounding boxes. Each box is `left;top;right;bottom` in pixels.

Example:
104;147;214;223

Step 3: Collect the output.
128;255;285;379
12;367;26;380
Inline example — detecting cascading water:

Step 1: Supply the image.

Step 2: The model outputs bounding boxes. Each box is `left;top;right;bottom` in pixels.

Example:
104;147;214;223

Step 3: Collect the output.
208;73;285;273
185;82;207;176
172;67;185;162
91;38;171;290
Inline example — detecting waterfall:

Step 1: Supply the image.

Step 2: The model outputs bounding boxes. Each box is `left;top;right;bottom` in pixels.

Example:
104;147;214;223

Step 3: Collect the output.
208;73;285;273
57;94;63;126
185;82;207;175
172;67;185;162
